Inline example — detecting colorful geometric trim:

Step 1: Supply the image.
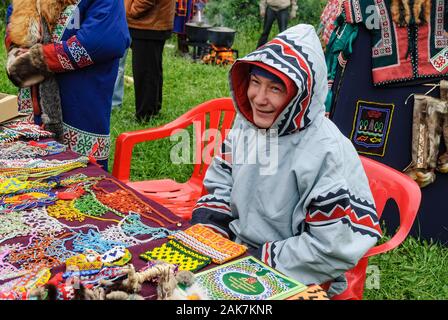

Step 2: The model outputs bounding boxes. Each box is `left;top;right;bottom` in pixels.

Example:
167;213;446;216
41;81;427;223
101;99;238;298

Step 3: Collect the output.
140;239;211;272
63;122;110;160
17;88;33;115
66;36;93;68
43;43;75;72
306;189;382;239
52;1;81;42
435;0;448;49
170;225;247;264
261;242;277;268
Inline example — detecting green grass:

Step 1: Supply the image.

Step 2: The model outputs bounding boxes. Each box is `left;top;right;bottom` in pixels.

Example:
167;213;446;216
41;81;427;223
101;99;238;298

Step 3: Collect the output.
2;23;448;300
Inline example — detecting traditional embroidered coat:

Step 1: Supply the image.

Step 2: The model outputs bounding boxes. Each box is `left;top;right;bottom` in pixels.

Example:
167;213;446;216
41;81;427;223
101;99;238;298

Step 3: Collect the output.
191;25;380;296
5;0;130;167
343;0;448;86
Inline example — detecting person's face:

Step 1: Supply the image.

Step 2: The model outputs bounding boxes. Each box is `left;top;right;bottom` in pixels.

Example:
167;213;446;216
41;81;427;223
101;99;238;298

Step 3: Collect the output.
247;74;288;129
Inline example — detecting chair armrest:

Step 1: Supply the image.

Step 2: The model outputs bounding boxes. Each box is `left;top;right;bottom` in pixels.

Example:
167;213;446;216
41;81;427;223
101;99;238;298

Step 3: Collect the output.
112;116;195;183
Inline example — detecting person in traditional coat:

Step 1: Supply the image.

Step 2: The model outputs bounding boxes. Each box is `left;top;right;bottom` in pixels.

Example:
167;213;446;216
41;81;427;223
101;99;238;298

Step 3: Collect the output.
5;0;130;168
191;24;381;297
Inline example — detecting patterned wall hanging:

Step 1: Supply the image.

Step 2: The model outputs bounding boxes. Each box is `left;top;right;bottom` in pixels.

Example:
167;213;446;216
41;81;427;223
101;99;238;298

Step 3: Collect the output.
350;100;395;157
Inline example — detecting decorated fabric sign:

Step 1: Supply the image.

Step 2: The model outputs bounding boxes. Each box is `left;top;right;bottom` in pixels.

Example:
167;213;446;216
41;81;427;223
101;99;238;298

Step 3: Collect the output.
183;256;307;300
350;100;394;157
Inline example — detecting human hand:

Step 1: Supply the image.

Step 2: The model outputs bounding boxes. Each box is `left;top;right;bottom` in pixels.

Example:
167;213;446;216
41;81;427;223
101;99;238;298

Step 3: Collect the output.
6;44;51;88
289;10;297;20
260;10;265;18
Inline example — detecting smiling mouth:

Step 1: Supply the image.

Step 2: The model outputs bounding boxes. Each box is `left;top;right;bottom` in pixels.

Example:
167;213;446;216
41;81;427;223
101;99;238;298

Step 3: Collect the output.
255;109;275;114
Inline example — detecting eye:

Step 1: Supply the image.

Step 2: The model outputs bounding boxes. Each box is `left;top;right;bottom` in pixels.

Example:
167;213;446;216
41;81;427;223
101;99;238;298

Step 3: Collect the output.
271;85;284;94
250;77;260;85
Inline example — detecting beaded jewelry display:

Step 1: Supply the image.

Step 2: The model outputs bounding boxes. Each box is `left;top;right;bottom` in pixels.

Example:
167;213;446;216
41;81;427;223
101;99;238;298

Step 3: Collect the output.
7;235;64;271
0;156;90;179
0;250;25;281
0;211;32;244
119;212;175;239
104;249;132;267
0;141;48;159
2;121;53;140
66;252;103;271
170;225;247;264
93;178;180;227
71;229;127;254
0;128;20;144
21;208;66;236
101;246;126;265
46;199;86;222
63;266;130;286
0;191;57;213
140;239;212;272
100;225;146;247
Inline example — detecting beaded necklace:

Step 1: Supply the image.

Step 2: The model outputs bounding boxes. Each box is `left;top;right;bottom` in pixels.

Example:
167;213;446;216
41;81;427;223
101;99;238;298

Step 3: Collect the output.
119;212;175;239
93;178;181;227
70;229;127;254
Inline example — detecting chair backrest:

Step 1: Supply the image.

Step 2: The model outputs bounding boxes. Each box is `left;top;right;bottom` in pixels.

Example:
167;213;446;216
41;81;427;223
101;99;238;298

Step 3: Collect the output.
359;156;421;256
333;156;422;300
183;98;236;182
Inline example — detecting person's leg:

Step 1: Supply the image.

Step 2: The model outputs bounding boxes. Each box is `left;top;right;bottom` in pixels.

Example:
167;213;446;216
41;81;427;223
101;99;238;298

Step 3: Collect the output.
132;38;165;121
112;48;129;108
257;6;276;48
277;7;289;32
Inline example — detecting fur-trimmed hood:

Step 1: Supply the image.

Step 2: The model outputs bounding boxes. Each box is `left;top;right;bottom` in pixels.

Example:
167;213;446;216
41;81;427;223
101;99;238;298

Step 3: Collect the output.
229;24;328;136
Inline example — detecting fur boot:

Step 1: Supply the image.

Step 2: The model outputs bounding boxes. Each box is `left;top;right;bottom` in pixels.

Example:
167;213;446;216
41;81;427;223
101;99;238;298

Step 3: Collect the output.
437;80;448;173
403;95;436;187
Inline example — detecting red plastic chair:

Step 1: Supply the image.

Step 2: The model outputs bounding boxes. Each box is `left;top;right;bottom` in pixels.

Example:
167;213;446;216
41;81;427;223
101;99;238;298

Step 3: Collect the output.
332;156;422;300
112;98;236;220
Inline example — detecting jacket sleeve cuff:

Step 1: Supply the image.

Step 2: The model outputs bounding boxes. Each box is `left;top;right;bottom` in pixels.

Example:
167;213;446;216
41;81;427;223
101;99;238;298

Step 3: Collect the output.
42;43;75;72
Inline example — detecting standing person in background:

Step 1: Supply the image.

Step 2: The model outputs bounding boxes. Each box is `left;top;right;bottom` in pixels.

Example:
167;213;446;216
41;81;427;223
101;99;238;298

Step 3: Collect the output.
257;0;298;48
174;0;197;54
112;49;129;109
125;0;175;122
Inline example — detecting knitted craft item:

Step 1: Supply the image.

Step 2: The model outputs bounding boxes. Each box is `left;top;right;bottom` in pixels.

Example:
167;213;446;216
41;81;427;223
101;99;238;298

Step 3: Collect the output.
169;225;247;264
140;239;212;272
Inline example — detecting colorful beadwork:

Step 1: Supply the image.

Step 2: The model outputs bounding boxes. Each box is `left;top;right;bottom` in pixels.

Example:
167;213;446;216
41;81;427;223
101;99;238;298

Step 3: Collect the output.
140;239;211;272
0;191;57;212
71;229;127;254
47;199;86;222
170;225;247;264
66;252;103;271
2;121;53;140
